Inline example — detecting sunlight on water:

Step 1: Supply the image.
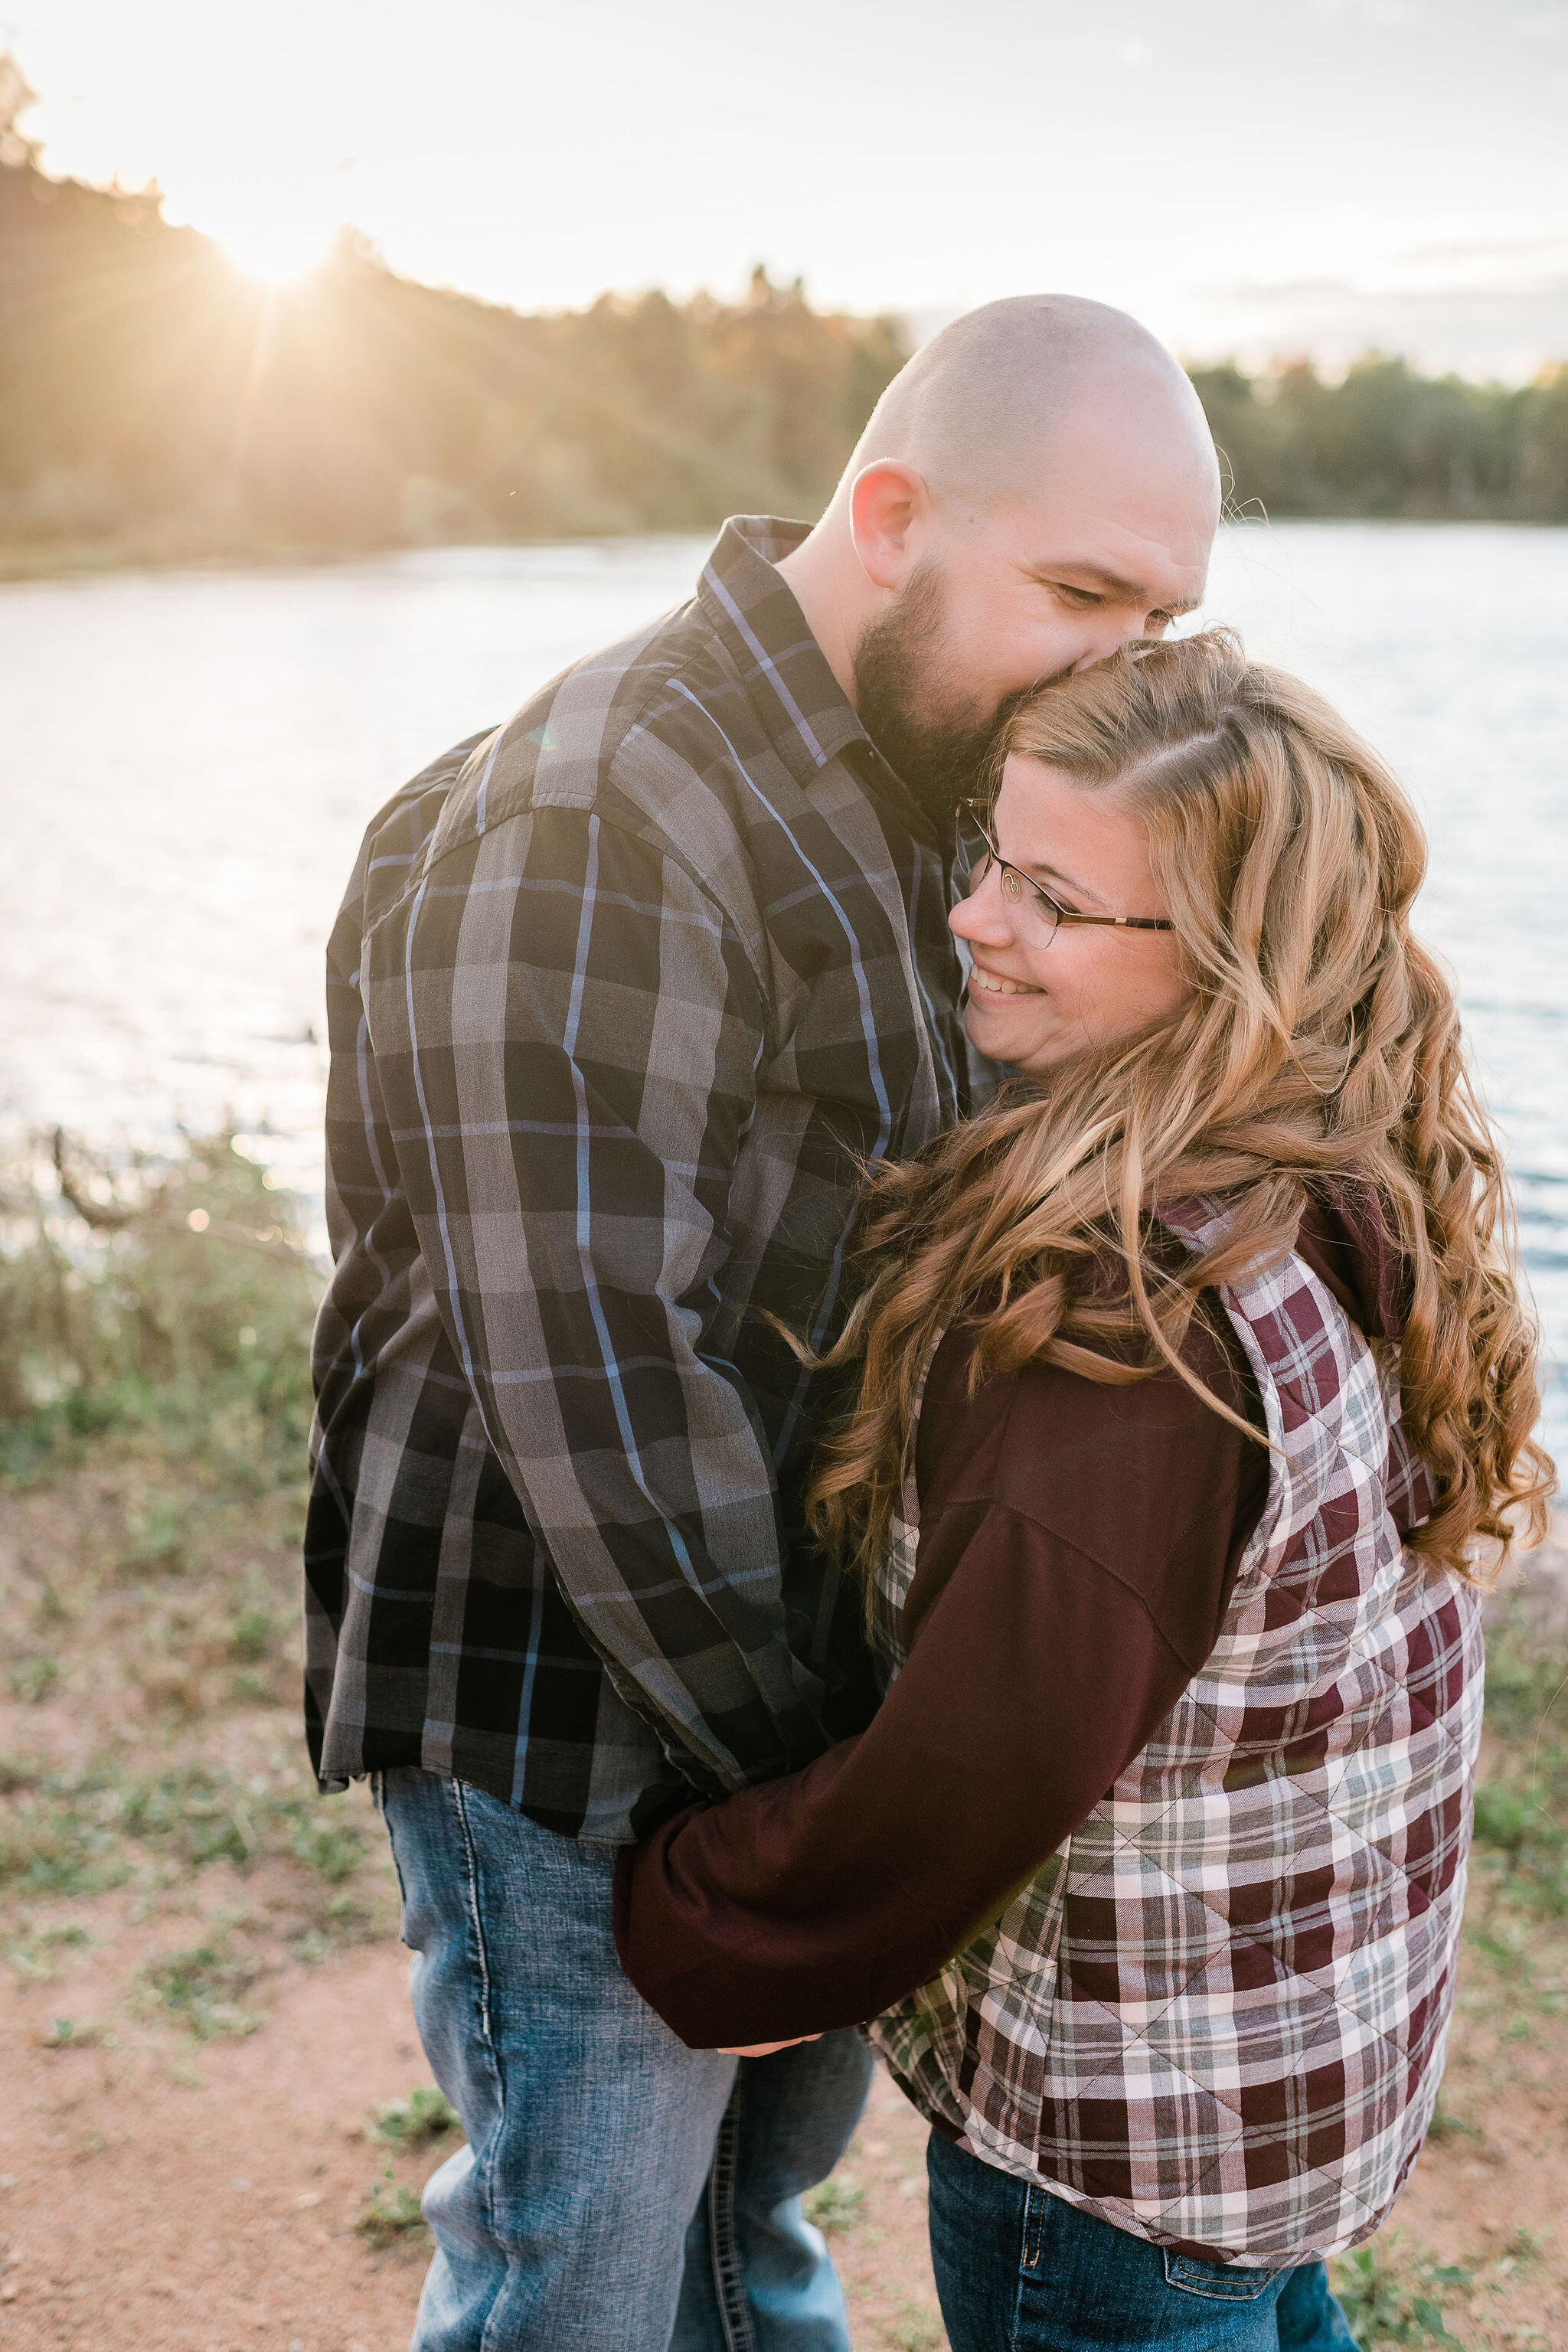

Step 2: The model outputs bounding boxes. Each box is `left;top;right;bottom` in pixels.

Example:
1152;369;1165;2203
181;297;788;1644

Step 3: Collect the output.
2;524;1564;1452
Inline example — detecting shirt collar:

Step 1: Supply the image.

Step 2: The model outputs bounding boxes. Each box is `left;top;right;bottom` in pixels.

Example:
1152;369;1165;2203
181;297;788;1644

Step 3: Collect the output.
695;516;945;844
696;517;875;789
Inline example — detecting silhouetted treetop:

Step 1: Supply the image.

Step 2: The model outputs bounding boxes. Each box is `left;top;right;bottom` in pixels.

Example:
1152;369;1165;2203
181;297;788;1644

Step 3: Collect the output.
1191;352;1567;521
0;116;909;561
1;59;1563;567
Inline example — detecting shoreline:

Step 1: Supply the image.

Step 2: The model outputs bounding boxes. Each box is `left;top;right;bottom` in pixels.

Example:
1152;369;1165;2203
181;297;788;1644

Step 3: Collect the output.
5;510;1567;588
0;527;674;587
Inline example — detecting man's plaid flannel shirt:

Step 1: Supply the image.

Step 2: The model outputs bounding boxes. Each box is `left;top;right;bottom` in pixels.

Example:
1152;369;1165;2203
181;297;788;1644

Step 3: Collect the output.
305;518;969;1839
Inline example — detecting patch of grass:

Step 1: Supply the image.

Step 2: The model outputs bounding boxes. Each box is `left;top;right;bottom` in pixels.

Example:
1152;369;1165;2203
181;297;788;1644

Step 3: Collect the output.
803;2172;865;2235
889;2314;943;2352
1;1779;132;1896
1423;2101;1481;2146
41;2014;100;2049
139;1936;263;2038
120;1488;197;1573
1467;1610;1568;1922
0;1130;318;1490
356;2164;429;2246
0;1759;369;1899
288;1811;369;1884
6;1921;91;1983
0;1131;399;2052
371;2085;462;2148
9;1652;60;1703
1332;2239;1473;2348
230;1601;280;1661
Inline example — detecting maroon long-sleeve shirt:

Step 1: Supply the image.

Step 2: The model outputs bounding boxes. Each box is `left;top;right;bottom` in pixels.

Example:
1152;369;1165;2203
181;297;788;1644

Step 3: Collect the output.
615;1197;1391;2050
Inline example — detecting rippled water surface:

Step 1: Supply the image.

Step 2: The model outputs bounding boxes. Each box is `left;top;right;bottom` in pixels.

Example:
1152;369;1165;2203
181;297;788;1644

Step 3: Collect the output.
2;524;1564;1448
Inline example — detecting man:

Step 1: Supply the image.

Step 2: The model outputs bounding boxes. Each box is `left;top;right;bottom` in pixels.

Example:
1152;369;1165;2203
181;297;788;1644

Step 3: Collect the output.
305;293;1220;2352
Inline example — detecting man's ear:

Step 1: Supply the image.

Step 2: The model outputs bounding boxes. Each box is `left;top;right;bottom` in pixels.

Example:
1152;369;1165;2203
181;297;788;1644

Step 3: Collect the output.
848;461;932;593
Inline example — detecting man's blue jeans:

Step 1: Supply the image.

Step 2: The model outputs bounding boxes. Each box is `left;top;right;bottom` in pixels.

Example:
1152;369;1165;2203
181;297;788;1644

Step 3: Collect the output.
376;1768;873;2352
926;2131;1362;2350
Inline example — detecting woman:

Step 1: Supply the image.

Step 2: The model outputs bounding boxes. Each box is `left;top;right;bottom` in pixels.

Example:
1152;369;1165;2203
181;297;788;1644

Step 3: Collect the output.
615;631;1553;2350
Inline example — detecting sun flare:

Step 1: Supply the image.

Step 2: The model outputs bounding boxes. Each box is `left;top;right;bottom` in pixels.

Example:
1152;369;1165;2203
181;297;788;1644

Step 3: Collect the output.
220;231;332;290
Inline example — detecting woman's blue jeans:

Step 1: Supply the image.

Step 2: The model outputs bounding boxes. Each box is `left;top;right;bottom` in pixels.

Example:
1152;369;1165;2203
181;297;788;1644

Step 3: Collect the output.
926;2131;1362;2351
376;1767;872;2352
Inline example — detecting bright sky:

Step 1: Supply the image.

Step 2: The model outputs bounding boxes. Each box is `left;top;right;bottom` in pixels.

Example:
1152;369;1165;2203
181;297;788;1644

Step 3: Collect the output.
10;0;1568;375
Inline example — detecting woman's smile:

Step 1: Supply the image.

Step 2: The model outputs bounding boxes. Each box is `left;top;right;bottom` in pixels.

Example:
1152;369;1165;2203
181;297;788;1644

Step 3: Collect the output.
949;755;1191;1073
967;961;1043;998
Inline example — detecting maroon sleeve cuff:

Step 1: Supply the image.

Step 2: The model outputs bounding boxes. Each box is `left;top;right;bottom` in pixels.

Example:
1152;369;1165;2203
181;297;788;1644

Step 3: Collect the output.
613;1744;914;2048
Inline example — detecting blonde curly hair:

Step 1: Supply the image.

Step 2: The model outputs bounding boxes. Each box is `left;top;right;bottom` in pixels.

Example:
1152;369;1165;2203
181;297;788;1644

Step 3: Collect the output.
805;629;1554;1585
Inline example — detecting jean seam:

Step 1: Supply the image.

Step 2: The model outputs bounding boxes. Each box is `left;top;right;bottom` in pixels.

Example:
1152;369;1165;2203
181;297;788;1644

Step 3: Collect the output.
1021;2184;1044;2272
706;2077;756;2352
1002;2180;1040;2350
448;1775;509;2309
450;1777;496;2044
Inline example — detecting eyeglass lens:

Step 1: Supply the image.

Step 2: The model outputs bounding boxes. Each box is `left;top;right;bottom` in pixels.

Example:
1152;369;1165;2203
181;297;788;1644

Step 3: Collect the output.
960;810;1060;942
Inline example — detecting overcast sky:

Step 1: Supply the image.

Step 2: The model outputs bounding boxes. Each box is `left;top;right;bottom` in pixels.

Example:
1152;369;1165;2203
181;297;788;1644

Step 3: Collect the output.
9;0;1568;376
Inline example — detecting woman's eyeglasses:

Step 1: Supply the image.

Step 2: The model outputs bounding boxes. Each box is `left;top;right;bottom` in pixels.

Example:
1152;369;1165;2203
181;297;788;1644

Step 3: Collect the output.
958;801;1177;949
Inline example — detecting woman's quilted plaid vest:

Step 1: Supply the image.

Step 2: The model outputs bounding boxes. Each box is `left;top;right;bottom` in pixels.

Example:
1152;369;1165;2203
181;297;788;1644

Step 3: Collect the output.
867;1205;1485;2267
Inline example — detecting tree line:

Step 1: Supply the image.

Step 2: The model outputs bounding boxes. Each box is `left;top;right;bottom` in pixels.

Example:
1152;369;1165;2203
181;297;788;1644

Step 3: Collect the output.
0;159;906;560
1192;355;1567;524
2;67;1564;566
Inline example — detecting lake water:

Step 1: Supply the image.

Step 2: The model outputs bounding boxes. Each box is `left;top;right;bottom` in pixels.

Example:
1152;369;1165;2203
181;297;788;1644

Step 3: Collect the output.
2;524;1565;1454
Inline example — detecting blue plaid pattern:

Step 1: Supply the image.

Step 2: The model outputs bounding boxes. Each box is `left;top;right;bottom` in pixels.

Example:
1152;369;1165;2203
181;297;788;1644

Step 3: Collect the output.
304;519;969;1839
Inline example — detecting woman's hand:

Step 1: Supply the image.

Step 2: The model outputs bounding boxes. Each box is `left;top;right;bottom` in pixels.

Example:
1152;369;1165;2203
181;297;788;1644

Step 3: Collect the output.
718;2035;824;2056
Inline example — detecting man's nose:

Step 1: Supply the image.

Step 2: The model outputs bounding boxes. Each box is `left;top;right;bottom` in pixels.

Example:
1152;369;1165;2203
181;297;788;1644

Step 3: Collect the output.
1070;609;1152;673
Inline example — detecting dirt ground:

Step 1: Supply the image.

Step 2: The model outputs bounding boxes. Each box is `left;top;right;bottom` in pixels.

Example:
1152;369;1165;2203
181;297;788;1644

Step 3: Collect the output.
4;1919;1567;2352
3;1454;1566;2352
0;1906;946;2352
0;1454;948;2352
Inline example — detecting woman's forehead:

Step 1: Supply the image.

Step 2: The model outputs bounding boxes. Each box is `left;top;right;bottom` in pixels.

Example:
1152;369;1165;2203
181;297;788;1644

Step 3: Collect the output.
992;758;1152;907
995;754;1140;844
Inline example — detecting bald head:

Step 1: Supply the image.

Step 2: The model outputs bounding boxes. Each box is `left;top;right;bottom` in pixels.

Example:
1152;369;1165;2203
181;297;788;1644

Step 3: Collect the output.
850;294;1217;511
776;292;1221;829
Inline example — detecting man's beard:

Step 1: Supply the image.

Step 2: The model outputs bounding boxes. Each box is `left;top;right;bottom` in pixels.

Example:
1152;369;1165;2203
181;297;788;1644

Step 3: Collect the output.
851;562;1011;831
